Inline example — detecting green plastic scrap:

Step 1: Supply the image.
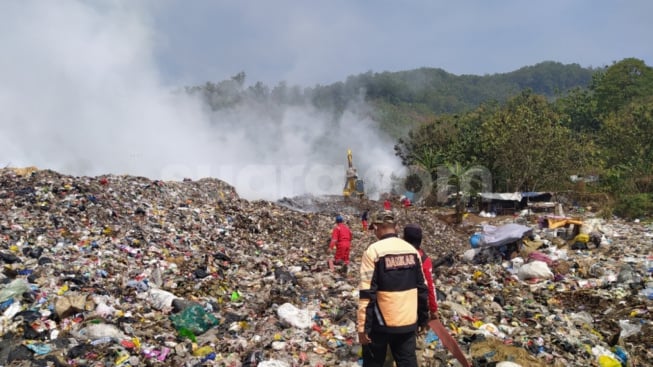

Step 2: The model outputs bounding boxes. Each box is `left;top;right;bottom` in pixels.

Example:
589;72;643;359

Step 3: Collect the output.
169;304;219;335
230;290;241;302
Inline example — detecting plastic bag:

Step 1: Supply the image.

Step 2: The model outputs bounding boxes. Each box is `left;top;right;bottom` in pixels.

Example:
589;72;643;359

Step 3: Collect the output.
517;260;553;280
277;303;314;329
496;362;523;367
0;279;30;303
618;319;641;338
143;288;178;310
259;361;290;367
169;304;219;335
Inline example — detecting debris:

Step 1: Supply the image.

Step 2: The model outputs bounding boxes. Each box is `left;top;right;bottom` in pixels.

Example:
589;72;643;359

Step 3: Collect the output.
0;167;651;365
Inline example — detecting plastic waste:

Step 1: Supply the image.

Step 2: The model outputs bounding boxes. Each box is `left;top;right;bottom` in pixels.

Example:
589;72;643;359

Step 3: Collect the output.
143;288;178;310
517;260;553;280
169;304;219;335
0;279;31;303
193;345;214;357
640;287;653;300
277;303;315;329
612;346;628;366
259;361;290;367
25;343;52;355
76;323;128;340
496;362;523;367
469;233;481;248
598;354;621;367
618;319;641;338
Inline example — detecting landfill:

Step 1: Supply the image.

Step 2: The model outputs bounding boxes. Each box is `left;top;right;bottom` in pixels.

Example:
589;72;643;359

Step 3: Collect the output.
0;167;651;366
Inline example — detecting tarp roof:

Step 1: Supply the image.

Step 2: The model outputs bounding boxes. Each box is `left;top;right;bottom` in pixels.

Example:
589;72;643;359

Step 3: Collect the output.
478;192;551;201
478;192;521;201
480;223;533;247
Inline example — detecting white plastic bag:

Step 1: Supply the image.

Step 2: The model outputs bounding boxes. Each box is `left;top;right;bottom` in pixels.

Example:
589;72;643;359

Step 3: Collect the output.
497;362;523;367
259;361;290;367
277;303;314;329
142;288;178;310
517;260;553;280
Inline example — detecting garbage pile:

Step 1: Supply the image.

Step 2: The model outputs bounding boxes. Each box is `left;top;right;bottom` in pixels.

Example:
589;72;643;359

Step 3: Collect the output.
0;167;651;366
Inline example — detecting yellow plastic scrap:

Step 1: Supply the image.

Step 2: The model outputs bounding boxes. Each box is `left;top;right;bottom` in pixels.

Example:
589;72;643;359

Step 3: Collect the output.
598;355;621;367
115;352;130;365
193;345;214;357
132;337;141;350
57;284;69;296
449;323;461;335
472;320;484;328
472;270;484;281
238;321;249;330
590;328;604;340
574;233;590;243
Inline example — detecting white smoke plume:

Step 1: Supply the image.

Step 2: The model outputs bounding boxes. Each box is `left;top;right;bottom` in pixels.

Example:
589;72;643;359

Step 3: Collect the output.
0;1;403;200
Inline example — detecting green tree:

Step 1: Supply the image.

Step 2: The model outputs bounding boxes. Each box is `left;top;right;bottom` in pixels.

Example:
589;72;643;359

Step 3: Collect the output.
594;58;653;114
479;91;585;192
600;96;653;194
436;162;490;223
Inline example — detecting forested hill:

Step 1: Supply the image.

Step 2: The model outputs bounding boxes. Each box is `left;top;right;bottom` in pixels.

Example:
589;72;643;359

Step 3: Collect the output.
187;61;596;137
350;61;595;112
352;61;595;136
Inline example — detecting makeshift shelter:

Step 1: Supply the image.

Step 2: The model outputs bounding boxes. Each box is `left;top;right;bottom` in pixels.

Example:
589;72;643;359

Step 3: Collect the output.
521;192;555;212
478;192;555;214
477;192;521;215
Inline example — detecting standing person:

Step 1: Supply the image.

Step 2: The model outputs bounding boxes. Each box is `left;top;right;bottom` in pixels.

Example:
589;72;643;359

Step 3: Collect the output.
330;215;352;271
403;224;439;320
361;209;369;231
383;199;392;211
358;210;429;367
401;197;412;215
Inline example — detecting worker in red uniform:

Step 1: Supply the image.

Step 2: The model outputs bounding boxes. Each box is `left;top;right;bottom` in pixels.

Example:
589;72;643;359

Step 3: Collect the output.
361;209;369;231
383;199;392;211
330;215;353;270
403;224;439;320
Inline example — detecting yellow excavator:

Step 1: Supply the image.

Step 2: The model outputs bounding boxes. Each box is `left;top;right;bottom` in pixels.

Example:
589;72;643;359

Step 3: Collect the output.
343;149;365;199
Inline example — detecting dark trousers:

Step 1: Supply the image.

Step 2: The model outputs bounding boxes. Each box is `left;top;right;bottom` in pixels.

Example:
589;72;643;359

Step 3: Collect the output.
362;331;417;367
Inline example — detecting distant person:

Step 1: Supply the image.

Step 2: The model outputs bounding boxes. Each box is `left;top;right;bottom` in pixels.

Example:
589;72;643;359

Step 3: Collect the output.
383;199;392;211
403;224;439;320
330;215;352;271
358;210;429;367
361;209;369;231
401;197;412;215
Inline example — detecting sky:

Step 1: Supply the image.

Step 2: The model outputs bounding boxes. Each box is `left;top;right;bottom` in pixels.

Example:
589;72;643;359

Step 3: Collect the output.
1;1;651;200
149;0;653;86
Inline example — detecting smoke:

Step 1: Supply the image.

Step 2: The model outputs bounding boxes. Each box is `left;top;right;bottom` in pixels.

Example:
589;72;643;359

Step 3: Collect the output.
0;1;403;200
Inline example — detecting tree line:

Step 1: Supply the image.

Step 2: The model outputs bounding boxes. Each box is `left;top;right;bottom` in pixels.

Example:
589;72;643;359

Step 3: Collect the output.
185;58;653;218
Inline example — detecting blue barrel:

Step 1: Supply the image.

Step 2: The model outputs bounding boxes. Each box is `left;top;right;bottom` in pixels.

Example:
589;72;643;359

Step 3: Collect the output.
469;233;482;248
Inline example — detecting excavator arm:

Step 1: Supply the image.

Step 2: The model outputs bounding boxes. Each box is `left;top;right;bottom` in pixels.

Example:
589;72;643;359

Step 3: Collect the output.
343;149;364;198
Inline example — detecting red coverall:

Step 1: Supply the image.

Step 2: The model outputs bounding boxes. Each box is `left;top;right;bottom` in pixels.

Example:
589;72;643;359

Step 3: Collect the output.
330;223;352;264
418;248;439;314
